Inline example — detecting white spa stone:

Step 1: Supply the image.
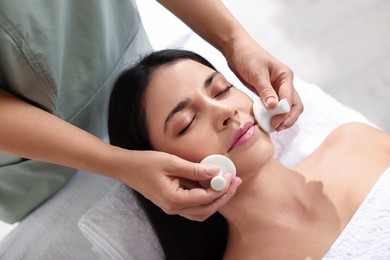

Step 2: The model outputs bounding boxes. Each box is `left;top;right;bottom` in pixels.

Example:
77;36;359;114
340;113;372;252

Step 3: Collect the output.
252;98;291;132
200;154;236;191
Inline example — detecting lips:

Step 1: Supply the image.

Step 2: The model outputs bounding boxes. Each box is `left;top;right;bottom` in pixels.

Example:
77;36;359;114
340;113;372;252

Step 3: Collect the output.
228;121;256;152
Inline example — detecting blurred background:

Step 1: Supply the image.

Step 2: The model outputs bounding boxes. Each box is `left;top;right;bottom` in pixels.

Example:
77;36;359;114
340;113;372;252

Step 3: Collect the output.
136;0;390;131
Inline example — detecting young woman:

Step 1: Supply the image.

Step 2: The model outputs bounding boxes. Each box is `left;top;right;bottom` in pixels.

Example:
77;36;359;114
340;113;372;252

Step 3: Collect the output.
108;49;390;259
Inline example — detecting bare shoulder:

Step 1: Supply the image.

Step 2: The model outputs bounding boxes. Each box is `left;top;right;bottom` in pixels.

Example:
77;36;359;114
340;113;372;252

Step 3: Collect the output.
295;122;390;173
319;122;390;186
329;122;384;135
324;122;390;148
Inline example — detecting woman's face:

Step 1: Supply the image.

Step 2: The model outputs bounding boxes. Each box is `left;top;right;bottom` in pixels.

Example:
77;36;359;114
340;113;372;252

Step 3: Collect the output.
145;59;274;176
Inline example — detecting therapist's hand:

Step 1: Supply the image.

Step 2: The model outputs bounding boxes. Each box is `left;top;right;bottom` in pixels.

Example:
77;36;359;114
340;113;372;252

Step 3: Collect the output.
225;36;303;131
116;150;241;221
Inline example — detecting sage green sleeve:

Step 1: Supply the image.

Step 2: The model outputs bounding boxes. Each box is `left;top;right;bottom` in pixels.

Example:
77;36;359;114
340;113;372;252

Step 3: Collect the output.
0;0;152;223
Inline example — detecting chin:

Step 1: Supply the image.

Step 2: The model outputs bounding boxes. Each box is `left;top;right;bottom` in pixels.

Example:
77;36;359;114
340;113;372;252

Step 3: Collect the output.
230;143;274;179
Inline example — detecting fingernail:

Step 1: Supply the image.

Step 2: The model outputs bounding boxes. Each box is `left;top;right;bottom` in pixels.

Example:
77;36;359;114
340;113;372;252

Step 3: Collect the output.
265;97;276;107
265;98;272;107
206;165;219;176
277;125;287;132
274;122;282;130
223;173;232;179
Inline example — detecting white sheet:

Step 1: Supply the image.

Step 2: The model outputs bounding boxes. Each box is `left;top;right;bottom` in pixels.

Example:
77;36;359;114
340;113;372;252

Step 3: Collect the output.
0;222;18;241
78;184;164;260
324;167;390;259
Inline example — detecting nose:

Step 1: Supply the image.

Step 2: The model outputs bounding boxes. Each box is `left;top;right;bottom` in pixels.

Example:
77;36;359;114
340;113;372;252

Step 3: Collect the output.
210;101;238;131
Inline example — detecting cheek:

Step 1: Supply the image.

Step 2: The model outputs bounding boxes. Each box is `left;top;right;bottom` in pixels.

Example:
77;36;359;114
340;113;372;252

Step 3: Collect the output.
154;127;223;163
232;92;253;112
172;135;220;162
156;142;203;163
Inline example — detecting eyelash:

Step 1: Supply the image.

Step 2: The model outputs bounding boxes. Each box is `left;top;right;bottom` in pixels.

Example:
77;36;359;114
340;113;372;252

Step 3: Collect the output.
178;84;234;136
178;115;196;136
214;84;234;99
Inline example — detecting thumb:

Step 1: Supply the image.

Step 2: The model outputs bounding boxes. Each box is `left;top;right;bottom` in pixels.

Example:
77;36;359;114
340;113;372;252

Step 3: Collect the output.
178;160;220;181
257;80;278;109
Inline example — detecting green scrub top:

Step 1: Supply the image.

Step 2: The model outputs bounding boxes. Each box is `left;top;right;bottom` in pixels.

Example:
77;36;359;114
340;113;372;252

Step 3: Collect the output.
0;0;152;223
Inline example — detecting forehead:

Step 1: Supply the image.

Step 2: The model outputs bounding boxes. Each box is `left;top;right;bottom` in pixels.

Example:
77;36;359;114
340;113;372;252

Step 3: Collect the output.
149;59;214;92
146;59;215;108
144;59;216;132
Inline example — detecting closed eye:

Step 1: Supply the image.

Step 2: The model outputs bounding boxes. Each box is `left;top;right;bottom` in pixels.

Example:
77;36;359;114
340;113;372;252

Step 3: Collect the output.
214;84;234;99
178;114;197;136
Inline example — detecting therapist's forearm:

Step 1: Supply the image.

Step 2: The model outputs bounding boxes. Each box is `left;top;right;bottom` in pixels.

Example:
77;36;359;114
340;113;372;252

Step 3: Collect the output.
157;0;250;57
0;89;127;179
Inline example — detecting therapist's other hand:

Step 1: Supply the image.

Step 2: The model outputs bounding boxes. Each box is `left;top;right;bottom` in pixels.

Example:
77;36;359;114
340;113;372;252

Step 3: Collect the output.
119;150;241;221
225;36;303;131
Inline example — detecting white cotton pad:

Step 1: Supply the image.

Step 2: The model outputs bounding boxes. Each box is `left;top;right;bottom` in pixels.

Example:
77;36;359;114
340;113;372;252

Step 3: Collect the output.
200;154;236;191
252;98;291;132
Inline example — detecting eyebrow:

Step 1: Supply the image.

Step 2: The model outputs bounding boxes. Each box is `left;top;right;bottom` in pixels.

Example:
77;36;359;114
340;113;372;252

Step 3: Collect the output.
164;71;220;132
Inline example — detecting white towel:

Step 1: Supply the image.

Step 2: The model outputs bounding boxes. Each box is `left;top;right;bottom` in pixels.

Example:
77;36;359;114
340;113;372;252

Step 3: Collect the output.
324;167;390;259
78;184;164;260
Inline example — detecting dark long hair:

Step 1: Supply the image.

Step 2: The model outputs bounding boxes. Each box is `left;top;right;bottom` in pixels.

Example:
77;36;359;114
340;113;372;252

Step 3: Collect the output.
108;49;228;259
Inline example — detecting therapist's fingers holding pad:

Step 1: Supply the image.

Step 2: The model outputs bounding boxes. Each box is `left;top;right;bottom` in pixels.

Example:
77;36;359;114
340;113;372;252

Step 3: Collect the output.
171;154;221;181
266;68;303;131
163;172;235;212
272;89;303;131
136;151;240;221
177;175;242;221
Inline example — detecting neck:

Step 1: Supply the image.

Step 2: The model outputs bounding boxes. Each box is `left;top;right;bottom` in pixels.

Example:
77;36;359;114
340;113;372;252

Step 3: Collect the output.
220;159;327;241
